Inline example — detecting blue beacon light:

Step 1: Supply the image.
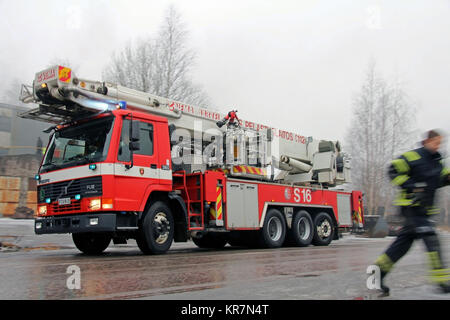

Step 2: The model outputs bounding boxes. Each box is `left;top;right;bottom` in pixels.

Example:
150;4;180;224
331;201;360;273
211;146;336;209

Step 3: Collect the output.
118;101;127;109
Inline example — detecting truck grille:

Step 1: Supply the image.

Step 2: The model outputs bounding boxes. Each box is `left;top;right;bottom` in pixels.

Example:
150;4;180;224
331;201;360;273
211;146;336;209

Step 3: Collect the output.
51;201;81;213
38;176;102;203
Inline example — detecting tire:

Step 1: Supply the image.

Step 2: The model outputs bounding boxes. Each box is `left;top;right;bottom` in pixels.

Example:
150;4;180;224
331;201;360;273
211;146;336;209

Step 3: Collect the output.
192;233;228;249
287;210;314;247
136;201;174;254
311;212;335;246
72;232;111;255
258;209;286;248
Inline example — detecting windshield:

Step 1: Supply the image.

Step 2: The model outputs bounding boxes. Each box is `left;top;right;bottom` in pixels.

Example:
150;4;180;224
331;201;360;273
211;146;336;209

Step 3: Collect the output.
40;116;115;173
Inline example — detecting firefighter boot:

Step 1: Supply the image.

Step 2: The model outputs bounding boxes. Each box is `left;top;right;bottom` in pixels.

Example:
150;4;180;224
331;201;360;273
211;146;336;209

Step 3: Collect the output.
378;270;390;297
374;253;393;297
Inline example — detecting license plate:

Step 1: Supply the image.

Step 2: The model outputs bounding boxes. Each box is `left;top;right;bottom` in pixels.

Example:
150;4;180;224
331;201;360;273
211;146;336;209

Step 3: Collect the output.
58;198;71;206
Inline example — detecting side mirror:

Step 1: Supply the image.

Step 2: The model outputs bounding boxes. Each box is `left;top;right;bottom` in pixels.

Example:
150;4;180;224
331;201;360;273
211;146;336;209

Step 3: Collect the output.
131;120;140;142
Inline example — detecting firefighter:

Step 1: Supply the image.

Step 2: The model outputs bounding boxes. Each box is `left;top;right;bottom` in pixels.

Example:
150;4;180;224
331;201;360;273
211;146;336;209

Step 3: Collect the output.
216;110;240;129
373;129;450;296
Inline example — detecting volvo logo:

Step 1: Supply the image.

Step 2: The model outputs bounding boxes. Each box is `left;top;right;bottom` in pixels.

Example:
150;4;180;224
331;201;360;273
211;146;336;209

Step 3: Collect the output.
58;180;74;199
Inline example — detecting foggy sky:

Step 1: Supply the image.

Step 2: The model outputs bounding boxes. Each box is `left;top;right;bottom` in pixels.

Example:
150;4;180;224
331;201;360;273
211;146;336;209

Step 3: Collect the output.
0;0;449;151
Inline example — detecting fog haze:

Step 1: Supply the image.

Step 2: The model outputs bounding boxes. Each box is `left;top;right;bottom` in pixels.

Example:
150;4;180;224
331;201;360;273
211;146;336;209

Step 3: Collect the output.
1;0;449;148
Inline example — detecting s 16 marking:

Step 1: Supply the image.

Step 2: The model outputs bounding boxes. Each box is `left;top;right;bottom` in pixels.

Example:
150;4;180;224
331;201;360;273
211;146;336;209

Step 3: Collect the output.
293;188;312;203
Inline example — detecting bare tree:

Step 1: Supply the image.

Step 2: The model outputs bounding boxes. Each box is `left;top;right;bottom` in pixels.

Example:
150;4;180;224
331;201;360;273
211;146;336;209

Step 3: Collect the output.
1;79;26;105
345;61;417;216
102;5;210;108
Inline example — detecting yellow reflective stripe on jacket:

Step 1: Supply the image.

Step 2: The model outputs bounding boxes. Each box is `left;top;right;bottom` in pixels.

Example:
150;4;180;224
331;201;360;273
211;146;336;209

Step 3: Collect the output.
391;174;410;186
394;190;412;206
392;158;410;174
403;151;421;162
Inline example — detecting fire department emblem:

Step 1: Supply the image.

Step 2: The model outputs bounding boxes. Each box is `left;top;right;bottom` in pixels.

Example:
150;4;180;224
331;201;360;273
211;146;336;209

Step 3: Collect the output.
284;187;291;200
139;168;144;175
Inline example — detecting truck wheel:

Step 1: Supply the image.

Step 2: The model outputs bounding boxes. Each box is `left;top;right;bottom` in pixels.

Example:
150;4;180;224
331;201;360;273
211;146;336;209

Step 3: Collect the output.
288;210;314;247
312;212;334;246
258;209;286;248
72;233;111;255
136;201;174;254
192;233;227;249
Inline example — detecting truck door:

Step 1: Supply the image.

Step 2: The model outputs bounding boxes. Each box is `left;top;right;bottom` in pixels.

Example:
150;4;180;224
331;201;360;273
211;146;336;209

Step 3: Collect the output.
115;118;159;211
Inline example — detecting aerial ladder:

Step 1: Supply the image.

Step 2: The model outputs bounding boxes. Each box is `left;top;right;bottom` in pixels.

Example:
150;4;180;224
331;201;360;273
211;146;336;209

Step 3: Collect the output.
20;65;351;187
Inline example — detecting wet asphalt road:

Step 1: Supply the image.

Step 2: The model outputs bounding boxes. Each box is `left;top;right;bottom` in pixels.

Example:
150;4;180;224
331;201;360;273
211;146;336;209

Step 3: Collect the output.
1;218;450;300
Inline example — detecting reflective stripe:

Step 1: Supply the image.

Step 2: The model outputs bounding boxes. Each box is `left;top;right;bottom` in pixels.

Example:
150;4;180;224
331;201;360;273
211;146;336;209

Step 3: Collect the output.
442;167;450;177
403;151;421;162
394;190;412;206
391;174;409;186
428;252;443;270
392;159;410;174
375;253;394;272
216;186;223;220
429;268;450;275
429;266;450;284
426;206;440;215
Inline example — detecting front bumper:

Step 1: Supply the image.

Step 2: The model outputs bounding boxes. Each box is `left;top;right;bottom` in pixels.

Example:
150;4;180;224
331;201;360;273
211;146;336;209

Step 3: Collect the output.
35;214;117;234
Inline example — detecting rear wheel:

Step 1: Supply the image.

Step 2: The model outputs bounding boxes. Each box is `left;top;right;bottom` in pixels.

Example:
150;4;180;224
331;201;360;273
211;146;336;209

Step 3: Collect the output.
258;209;286;248
312;212;334;246
288;210;314;247
72;233;111;255
136;201;174;254
192;233;228;249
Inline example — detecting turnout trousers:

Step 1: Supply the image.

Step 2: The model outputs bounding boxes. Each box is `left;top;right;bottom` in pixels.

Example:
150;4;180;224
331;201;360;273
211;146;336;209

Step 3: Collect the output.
375;207;449;285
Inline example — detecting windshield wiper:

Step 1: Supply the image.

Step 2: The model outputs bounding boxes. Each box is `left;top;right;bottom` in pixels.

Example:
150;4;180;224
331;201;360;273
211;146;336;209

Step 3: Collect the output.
41;161;60;173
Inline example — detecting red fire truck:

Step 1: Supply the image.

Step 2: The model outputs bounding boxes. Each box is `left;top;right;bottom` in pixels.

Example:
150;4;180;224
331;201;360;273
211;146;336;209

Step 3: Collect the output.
19;65;364;255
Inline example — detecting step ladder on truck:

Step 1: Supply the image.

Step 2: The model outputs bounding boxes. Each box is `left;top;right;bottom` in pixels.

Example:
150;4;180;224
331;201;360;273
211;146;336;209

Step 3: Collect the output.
18;65;365;255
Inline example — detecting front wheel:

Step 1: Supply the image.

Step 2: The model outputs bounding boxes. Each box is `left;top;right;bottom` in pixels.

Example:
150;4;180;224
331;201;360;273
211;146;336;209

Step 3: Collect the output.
136;201;174;254
312;212;335;246
72;233;111;255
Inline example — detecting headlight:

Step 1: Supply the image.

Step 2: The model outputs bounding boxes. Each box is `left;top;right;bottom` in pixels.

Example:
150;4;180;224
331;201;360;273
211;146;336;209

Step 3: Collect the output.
89;199;101;211
38;205;47;216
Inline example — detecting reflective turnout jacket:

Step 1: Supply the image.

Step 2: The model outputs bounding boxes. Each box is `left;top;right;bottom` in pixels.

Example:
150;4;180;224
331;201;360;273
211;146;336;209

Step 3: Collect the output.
389;147;450;214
